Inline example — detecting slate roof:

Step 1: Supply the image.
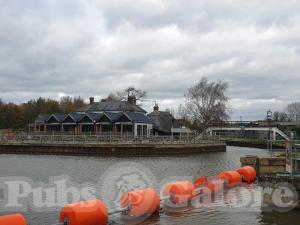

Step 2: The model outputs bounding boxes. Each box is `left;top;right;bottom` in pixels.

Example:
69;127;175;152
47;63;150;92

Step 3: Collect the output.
35;114;50;123
78;100;147;113
126;112;152;124
69;112;84;122
86;112;102;121
36;112;152;124
104;112;122;121
50;113;67;122
147;111;180;133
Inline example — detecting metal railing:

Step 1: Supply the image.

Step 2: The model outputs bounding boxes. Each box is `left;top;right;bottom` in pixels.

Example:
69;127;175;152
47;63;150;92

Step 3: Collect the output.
0;132;216;145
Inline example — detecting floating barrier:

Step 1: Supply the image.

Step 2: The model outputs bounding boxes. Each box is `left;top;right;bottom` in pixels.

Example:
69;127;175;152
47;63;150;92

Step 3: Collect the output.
204;178;225;194
217;171;242;188
3;167;258;225
236;166;256;183
194;176;207;189
0;213;27;225
59;199;108;225
163;180;195;204
120;188;160;218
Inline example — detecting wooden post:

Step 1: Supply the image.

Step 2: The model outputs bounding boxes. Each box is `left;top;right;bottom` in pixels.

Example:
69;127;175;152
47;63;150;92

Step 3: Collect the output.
121;124;123;138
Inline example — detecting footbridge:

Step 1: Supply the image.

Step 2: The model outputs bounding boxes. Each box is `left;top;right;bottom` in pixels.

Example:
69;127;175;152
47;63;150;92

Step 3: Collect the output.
205;126;290;141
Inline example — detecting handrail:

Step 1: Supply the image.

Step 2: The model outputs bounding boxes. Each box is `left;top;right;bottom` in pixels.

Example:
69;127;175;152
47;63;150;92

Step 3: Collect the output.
0;132;217;145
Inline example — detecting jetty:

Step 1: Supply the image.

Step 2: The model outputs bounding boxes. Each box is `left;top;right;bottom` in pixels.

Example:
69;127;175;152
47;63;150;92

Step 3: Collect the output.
241;155;300;210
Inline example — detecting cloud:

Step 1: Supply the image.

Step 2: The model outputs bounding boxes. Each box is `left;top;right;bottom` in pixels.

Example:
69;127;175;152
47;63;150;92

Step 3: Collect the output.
0;0;300;119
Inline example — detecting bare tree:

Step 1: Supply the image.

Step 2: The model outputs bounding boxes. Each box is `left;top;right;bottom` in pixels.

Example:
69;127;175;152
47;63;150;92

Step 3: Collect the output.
286;102;300;122
73;96;86;110
117;86;147;104
272;111;280;122
176;103;188;120
184;77;230;131
105;93;121;101
279;112;289;122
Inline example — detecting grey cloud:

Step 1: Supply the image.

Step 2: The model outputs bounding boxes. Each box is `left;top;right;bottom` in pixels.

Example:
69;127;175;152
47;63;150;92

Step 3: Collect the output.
0;0;300;120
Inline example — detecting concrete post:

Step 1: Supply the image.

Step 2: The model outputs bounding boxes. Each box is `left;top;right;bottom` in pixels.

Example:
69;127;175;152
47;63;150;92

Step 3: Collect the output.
134;124;137;137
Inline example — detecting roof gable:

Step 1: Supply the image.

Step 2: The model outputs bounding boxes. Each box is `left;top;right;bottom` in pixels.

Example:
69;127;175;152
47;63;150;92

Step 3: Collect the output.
96;113;112;123
47;115;59;124
116;114;132;123
78;114;94;124
62;115;76;123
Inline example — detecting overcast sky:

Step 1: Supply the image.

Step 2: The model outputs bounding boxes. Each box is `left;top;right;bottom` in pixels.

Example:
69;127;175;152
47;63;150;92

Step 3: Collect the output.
1;0;300;120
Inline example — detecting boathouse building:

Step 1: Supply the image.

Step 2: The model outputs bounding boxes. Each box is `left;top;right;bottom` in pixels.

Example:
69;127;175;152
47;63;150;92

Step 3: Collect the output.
31;97;153;137
30;96;192;137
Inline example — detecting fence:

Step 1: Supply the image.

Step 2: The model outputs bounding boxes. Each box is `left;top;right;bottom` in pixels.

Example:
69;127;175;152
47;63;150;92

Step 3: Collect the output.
0;132;205;145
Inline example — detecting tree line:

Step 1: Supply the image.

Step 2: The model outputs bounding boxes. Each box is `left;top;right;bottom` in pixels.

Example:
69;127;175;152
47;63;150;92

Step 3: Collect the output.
0;80;231;132
272;102;300;122
0;96;85;130
0;86;147;130
2;78;298;132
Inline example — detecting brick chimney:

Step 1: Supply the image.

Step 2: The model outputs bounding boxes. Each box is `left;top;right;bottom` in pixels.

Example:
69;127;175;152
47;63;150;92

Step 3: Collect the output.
128;96;136;105
89;97;95;105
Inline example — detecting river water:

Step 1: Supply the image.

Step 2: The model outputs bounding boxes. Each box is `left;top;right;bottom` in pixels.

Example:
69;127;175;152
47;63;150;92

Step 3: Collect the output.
0;146;299;225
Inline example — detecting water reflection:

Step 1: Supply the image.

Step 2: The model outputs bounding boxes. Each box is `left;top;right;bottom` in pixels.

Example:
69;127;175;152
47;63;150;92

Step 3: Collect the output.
0;146;298;225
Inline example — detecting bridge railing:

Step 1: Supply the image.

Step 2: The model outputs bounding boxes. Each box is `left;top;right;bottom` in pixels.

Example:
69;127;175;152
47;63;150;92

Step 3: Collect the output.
208;121;278;128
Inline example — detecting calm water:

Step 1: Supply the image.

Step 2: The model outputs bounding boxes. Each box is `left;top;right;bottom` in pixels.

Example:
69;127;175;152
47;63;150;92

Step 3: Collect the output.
0;146;299;225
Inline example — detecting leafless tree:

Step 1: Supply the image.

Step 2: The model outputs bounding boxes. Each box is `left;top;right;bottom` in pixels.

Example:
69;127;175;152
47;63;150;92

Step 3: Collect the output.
184;77;230;131
272;111;280;122
176;103;188;120
279;112;289;122
73;96;86;109
286;102;300;122
105;93;120;101
117;86;147;104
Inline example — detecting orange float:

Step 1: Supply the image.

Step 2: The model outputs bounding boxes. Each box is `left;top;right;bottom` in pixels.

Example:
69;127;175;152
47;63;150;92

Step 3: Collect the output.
204;178;225;194
60;199;108;225
120;188;160;218
0;214;27;225
163;180;195;204
217;171;241;188
236;166;256;183
194;176;207;189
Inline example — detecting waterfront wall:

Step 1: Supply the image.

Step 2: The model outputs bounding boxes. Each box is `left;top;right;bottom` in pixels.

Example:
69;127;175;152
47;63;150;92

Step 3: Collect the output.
0;142;226;157
227;140;284;150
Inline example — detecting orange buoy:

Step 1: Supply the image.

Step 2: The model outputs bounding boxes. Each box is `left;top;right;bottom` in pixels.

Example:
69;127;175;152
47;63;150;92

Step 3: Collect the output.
204;178;225;194
194;176;207;189
120;188;160;218
0;214;27;225
236;166;256;183
60;199;108;225
217;171;241;188
163;180;195;204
